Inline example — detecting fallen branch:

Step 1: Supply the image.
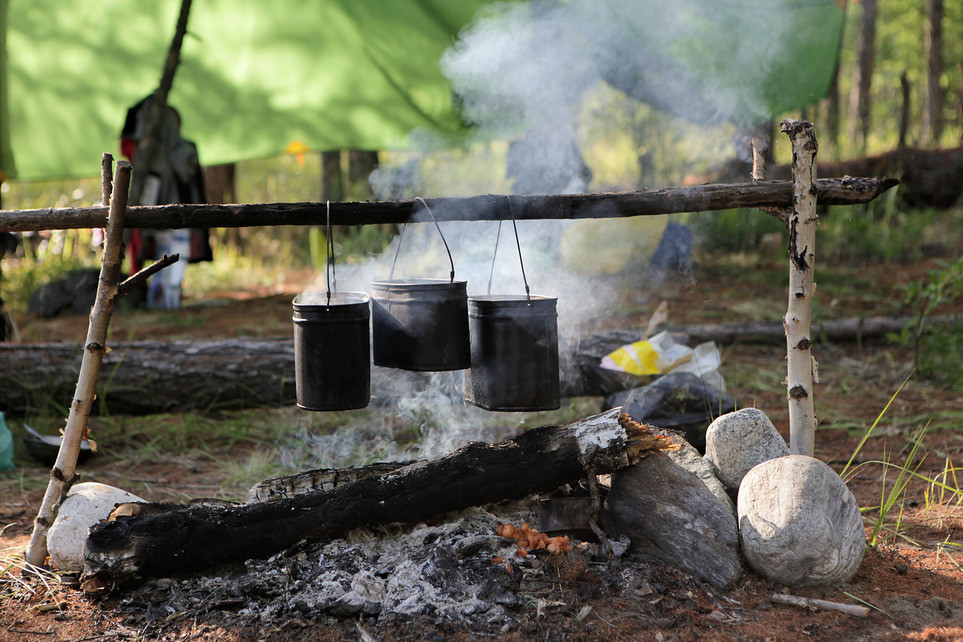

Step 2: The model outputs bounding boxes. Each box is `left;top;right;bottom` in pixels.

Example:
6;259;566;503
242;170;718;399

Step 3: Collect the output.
3;314;956;415
80;409;675;589
0;178;899;233
769;593;870;617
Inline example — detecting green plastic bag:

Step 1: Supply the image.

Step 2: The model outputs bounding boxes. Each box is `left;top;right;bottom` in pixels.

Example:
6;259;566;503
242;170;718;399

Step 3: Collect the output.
0;411;15;471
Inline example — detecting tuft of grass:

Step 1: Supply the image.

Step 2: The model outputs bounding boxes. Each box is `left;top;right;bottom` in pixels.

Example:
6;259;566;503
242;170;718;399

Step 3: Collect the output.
840;373;963;547
0;541;63;605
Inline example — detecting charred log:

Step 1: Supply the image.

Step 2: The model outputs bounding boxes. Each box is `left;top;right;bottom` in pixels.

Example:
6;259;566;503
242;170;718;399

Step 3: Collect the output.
80;410;675;589
719;147;962;209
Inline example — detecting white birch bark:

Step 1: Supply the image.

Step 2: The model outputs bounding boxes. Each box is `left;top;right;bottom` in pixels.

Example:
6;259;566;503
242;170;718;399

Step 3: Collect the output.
780;120;819;456
24;159;131;566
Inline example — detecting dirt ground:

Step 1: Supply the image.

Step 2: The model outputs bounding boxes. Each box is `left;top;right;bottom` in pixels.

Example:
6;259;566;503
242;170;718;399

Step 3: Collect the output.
2;252;962;641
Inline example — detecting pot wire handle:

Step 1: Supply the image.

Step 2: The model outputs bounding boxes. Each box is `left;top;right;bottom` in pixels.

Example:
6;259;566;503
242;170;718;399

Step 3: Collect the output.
507;196;531;303
325;201;337;304
487;220;503;296
415;196;456;284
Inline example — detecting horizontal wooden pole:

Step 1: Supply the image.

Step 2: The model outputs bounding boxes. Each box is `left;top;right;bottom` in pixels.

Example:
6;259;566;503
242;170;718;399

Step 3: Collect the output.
0;177;898;233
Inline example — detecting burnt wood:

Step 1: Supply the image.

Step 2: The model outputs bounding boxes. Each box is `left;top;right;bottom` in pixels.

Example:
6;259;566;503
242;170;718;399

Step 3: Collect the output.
80;411;673;589
0;178;897;233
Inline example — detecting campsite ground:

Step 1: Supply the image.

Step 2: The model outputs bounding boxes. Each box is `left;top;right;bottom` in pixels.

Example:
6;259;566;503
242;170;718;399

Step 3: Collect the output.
2;243;962;641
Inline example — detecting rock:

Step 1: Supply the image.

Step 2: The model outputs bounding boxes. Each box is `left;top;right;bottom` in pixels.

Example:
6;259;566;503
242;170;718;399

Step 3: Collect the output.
704;408;788;491
662;433;734;517
47;482;145;572
601;452;743;588
738;455;866;587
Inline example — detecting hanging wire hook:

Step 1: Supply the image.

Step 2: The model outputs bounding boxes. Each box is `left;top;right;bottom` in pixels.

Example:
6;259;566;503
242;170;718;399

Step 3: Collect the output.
506;196;531;303
414;196;456;284
325;200;336;304
487;221;502;296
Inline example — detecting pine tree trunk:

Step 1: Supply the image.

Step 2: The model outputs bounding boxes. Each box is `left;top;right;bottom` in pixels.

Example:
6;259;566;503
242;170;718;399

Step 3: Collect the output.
848;0;877;154
923;0;944;145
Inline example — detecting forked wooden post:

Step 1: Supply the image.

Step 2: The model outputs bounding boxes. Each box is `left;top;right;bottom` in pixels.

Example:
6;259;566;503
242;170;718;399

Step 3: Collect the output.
24;157;132;566
781;120;819;456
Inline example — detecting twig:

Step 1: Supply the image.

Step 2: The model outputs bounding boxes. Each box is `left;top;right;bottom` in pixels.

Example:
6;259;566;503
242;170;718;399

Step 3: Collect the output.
112;253;180;303
584;466;616;562
24;161;133;567
770;592;869;617
751;135;790;226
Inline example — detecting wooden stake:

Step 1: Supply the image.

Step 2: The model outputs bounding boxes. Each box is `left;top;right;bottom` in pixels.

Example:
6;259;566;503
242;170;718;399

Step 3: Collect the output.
781;120;819;457
24;158;132;567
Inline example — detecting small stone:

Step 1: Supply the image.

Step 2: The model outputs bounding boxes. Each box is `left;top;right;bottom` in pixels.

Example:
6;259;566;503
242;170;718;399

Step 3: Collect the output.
703;408;788;491
601;452;743;588
47;482;145;572
738;455;866;587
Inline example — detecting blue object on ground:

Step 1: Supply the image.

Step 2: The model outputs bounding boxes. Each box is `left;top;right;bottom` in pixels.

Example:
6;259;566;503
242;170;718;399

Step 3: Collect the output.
0;411;15;471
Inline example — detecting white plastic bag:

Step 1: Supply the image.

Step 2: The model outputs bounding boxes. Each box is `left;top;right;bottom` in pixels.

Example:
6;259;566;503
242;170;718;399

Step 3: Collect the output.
600;330;724;392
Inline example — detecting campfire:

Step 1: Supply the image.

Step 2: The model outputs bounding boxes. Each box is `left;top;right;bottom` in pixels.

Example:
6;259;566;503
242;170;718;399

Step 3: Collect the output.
5;121;892;631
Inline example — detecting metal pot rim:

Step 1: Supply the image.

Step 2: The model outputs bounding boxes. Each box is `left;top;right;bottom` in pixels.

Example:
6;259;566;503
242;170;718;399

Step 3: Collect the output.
293;291;370;307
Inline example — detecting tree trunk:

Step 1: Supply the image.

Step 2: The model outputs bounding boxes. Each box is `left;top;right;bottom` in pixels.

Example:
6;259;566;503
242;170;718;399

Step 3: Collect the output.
80;409;675;589
321;151;344;202
3;314;951;415
768;146;963;209
347;150;379;199
923;0;944;145
848;0;877;154
825;67;840;158
780;120;818;457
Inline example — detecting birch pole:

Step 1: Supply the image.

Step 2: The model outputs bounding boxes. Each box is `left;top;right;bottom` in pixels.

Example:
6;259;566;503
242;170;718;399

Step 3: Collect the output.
780;120;819;456
24;158;132;566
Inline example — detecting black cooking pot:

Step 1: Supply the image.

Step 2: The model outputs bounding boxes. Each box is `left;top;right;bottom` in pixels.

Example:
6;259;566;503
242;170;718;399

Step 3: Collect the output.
293;291;371;411
465;295;560;411
371;278;471;371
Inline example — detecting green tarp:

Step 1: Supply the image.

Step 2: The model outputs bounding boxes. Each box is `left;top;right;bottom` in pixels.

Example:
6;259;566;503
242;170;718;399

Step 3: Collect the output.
1;0;845;182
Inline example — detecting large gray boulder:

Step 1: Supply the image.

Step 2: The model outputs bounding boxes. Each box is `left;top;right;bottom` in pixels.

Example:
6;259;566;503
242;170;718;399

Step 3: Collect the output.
662;432;734;517
704;408;788;491
738;455;866;587
601;452;743;588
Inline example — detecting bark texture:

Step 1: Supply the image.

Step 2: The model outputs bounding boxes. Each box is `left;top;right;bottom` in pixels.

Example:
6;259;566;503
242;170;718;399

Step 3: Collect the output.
24;160;131;566
848;0;877;153
0;178;898;233
3;315;953;415
780;120;818;457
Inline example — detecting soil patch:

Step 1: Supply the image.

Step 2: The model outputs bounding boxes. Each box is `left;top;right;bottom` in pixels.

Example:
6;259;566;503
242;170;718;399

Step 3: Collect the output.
2;256;962;640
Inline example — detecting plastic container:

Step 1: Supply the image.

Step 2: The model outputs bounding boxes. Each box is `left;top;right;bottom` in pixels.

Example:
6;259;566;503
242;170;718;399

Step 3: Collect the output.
0;411;15;472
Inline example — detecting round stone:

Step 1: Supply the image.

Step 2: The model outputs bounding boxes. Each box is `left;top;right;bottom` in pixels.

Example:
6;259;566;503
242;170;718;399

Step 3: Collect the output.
738;455;866;586
46;482;145;572
704;408;788;491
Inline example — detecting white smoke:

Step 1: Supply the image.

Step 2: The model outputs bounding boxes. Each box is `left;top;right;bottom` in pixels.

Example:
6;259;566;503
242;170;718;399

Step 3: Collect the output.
292;0;808;469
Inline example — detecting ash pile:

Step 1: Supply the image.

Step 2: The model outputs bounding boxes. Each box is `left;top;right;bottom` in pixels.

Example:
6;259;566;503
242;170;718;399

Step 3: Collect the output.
113;502;671;635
